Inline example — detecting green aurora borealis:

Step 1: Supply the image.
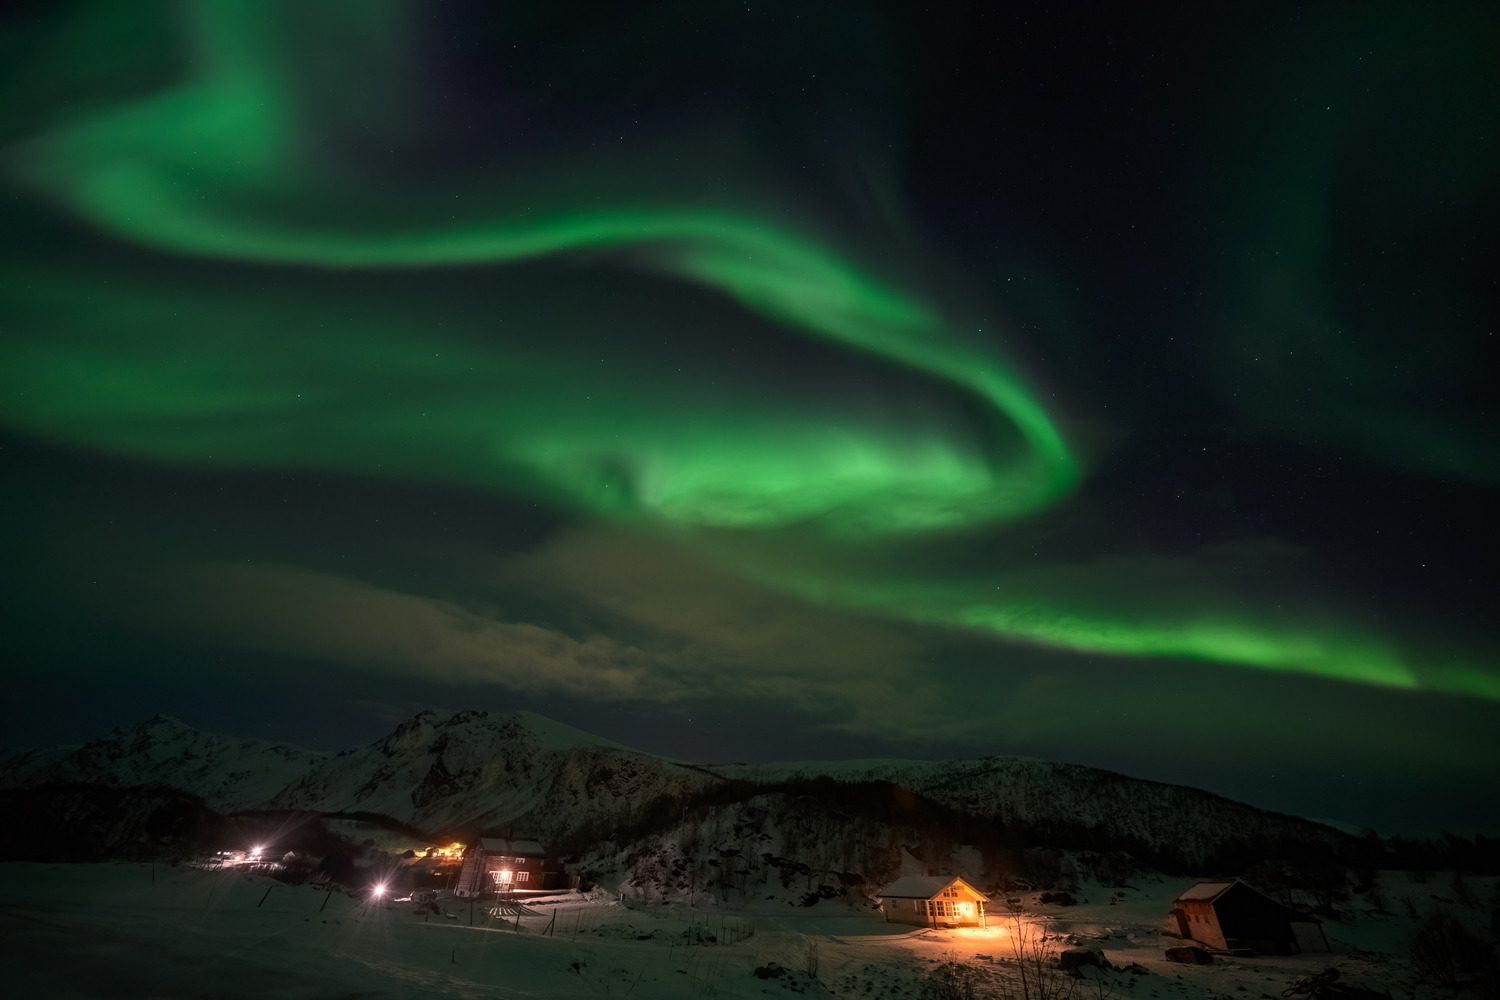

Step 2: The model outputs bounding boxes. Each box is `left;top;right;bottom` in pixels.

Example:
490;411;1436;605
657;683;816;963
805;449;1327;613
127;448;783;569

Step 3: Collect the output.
2;1;1497;831
5;0;1076;536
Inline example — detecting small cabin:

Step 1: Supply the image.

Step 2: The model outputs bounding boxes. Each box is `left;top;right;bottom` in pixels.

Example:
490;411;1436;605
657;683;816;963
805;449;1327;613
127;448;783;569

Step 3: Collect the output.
1170;880;1329;955
878;876;990;928
454;837;549;896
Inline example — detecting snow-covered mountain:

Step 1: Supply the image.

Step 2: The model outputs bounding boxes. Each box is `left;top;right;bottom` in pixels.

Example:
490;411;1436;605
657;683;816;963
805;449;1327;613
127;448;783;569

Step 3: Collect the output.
1;710;717;840
0;714;330;813
1;709;1350;867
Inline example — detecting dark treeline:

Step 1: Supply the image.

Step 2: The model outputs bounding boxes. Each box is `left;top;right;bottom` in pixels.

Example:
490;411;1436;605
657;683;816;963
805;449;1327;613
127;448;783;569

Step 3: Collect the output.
0;784;228;863
0;786;416;874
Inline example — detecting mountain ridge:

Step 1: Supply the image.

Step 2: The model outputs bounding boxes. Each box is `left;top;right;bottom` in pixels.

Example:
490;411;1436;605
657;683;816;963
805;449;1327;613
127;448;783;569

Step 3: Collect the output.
1;708;1355;870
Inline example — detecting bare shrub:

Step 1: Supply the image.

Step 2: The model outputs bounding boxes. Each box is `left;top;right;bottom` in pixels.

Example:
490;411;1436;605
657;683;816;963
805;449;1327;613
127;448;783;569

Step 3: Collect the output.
1004;903;1077;1000
1409;907;1488;988
1451;871;1477;909
923;951;987;1000
802;938;819;980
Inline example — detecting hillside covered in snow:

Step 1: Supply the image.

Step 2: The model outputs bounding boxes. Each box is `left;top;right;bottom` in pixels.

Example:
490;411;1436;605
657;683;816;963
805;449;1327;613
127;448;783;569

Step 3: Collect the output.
2;709;1359;873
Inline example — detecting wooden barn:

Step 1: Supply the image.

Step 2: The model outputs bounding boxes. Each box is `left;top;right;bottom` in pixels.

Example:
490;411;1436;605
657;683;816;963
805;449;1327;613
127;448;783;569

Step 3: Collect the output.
1170;880;1329;955
453;838;549;897
877;876;990;928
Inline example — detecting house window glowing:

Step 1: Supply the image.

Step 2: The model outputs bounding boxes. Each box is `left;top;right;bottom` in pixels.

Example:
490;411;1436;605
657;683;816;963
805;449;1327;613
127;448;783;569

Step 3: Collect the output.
958;902;973;916
493;871;513;885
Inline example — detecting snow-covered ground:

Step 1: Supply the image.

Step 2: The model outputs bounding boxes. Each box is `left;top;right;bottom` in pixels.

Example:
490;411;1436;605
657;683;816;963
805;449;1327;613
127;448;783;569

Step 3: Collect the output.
2;862;1485;998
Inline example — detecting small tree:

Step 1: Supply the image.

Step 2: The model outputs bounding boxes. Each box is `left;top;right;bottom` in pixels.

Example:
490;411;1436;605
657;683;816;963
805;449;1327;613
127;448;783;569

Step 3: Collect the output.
630;846;667;905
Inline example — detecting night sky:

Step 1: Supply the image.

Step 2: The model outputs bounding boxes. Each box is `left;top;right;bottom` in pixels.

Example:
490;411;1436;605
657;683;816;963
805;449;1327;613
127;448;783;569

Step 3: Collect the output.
2;1;1497;837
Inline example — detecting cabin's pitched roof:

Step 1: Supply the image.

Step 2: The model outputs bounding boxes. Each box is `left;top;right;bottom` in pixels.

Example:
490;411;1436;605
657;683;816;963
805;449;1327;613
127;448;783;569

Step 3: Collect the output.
877;876;988;900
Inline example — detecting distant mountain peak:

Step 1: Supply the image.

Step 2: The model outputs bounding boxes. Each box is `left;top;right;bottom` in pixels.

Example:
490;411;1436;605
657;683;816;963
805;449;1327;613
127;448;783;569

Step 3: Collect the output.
376;707;647;757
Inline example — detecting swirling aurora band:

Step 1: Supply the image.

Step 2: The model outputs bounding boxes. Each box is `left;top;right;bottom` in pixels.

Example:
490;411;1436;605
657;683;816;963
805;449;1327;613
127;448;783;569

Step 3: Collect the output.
1;0;1493;702
2;2;1076;535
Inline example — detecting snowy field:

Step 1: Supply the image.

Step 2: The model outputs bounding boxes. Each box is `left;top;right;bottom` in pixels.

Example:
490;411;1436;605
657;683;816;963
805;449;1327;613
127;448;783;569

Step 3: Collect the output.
0;862;1480;998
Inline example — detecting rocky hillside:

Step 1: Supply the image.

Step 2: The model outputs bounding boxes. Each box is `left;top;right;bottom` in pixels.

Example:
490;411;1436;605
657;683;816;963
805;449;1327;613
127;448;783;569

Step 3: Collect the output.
0;715;329;813
1;710;1355;870
716;757;1351;869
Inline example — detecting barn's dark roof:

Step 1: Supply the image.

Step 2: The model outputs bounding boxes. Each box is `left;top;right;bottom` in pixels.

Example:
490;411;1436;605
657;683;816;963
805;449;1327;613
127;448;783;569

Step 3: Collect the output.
1172;879;1322;923
1173;881;1236;903
476;838;545;855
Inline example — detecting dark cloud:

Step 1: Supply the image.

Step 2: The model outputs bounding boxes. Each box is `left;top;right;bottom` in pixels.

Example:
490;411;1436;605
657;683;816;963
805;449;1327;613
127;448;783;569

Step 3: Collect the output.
139;562;669;699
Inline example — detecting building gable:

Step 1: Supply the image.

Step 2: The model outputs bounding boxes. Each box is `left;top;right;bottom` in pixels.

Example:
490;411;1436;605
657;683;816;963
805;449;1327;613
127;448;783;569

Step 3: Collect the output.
878;875;989;902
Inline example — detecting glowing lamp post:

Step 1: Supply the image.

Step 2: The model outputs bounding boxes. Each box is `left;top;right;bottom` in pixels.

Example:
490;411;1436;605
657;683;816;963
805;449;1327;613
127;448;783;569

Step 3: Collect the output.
359;881;389;919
